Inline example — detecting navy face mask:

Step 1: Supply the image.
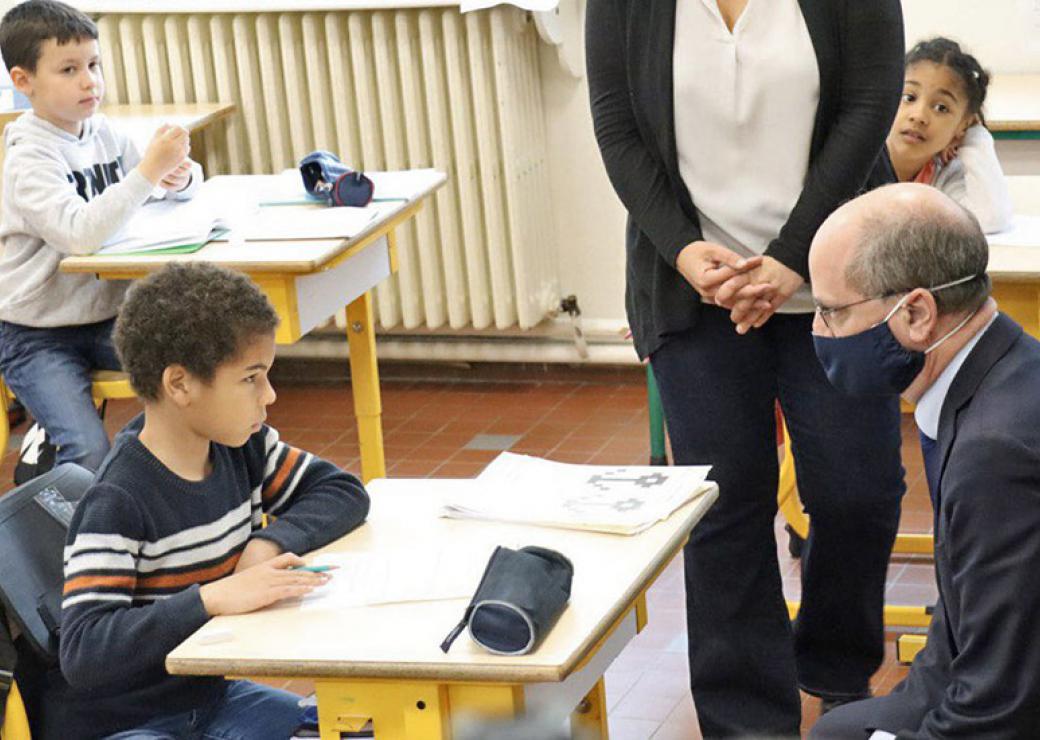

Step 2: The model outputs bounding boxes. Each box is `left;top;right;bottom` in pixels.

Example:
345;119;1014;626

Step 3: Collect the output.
813;275;979;397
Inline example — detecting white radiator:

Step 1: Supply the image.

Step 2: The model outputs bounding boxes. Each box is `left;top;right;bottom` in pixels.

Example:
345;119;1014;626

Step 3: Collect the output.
94;6;560;331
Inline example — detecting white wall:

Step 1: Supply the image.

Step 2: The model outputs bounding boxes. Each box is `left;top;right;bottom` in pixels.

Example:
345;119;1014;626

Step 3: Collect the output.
539;38;628;326
541;0;1040;328
902;0;1040;73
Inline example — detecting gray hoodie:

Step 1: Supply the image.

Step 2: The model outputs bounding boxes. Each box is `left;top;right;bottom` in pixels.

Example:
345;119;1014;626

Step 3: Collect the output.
0;112;200;327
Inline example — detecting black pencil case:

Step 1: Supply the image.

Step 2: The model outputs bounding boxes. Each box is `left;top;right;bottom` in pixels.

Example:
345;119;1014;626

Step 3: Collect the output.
440;545;573;656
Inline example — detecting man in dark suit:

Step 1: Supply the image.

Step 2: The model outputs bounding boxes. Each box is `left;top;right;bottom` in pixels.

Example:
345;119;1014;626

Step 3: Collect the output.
808;183;1040;738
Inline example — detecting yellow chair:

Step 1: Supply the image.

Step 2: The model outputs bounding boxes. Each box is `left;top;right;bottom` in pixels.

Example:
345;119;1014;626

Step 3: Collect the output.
779;419;935;656
1;680;32;740
0;371;136;460
778;421;934;558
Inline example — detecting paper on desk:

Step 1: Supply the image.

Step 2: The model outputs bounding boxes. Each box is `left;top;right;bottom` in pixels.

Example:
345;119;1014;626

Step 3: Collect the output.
440;452;714;535
253;170;324;206
988;214;1040;248
184;172;316;210
299;544;495;610
236;204;381;241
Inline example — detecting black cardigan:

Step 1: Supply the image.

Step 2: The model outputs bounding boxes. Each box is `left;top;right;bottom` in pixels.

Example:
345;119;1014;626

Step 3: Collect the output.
586;0;905;358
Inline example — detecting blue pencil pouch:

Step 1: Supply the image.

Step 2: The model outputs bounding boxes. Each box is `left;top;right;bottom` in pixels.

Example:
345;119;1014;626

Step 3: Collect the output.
299;150;375;207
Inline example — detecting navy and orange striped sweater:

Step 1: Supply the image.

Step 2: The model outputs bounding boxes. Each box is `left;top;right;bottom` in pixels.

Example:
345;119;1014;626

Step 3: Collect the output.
57;416;369;738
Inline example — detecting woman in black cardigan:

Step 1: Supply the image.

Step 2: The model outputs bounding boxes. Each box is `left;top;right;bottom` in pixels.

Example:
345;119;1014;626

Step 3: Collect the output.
587;1;906;735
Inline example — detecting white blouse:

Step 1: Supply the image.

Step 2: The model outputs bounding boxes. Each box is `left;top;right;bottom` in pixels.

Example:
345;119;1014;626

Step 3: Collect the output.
673;0;820;313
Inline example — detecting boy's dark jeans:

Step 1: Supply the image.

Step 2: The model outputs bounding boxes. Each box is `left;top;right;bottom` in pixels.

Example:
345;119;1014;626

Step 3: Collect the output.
650;306;904;737
0;318;121;471
101;680;304;740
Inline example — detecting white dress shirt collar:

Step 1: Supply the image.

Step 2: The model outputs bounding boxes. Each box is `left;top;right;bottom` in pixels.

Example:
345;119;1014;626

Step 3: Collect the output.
914;312;999;439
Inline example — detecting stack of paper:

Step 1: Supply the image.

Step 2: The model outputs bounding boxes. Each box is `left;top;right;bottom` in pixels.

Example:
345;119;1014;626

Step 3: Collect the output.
440;452;714;535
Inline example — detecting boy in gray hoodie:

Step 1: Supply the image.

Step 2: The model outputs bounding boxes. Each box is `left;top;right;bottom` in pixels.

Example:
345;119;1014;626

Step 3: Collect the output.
0;0;202;470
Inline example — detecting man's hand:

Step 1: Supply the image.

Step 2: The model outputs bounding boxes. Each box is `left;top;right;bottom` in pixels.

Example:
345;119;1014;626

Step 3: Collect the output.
716;256;804;334
234;537;283;573
161;158;195;192
138;124;190;185
675;241;763;303
200;552;330;617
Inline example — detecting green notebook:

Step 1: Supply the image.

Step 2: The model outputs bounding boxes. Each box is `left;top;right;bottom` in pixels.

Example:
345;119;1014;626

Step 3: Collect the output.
119;228;230;255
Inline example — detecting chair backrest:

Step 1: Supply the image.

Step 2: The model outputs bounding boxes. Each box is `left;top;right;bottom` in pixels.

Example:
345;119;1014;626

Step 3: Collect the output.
0;465;93;661
2;679;32;740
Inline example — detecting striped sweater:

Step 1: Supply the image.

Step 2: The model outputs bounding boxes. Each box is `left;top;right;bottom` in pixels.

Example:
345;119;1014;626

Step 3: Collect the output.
56;416;369;738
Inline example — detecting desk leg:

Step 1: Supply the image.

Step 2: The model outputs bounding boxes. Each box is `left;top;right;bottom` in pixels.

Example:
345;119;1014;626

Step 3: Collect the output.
0;376;11;461
571;677;609;739
315;679;450;739
346;291;386;483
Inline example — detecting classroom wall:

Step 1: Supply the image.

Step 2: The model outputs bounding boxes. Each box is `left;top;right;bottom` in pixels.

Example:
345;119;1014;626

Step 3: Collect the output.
541;0;1040;331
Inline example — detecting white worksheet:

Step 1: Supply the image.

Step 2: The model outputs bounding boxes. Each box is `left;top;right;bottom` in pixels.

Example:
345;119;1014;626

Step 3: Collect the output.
299;544;497;611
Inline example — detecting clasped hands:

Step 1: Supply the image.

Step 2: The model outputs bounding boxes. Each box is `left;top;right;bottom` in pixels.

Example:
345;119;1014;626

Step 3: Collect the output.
676;241;804;334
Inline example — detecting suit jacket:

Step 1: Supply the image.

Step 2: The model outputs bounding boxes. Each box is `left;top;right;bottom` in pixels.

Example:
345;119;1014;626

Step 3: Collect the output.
881;314;1040;738
585;0;904;358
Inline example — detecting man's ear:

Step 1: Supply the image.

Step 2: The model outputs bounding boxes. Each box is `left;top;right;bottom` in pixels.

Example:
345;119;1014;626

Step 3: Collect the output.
902;288;939;346
161;365;195;408
9;66;32;97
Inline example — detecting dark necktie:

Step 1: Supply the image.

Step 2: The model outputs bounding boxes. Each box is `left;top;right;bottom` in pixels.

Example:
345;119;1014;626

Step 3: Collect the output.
918;429;940;511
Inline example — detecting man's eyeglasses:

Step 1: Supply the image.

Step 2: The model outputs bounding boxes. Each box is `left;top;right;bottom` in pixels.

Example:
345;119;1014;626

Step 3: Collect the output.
813;274;979;336
813;291;905;335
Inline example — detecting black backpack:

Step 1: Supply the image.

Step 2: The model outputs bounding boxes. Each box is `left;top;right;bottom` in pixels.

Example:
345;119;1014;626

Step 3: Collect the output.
0;465;92;732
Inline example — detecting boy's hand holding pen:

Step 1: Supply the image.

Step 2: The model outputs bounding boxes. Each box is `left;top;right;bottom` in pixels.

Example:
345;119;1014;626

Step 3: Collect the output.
199;552;335;617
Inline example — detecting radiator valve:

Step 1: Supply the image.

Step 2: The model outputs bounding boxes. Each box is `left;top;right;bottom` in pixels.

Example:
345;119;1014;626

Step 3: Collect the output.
559;295;589;360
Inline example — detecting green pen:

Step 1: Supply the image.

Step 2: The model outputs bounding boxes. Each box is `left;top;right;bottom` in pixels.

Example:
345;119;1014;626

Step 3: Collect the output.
289;565;335;573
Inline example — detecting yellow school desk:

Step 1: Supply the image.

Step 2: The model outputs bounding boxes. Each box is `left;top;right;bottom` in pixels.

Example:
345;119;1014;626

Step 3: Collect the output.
60;171;447;483
988;74;1040;140
166;478;718;739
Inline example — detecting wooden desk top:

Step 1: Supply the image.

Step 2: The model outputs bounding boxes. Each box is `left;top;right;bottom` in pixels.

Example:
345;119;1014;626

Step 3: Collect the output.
0;101;235;133
988;75;1040;133
60;170;447;276
166;478;717;683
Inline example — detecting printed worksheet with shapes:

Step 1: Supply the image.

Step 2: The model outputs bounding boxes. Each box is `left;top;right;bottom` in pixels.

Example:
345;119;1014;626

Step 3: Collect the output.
440;452;714;535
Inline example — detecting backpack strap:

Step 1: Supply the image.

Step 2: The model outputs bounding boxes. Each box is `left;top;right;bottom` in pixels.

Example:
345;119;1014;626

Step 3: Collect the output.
0;607;17;723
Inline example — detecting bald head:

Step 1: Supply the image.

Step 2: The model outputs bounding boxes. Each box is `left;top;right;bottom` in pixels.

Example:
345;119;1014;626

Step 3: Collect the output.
810;183;990;317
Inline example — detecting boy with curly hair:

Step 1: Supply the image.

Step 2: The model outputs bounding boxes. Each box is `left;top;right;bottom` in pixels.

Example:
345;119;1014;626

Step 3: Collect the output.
57;263;370;739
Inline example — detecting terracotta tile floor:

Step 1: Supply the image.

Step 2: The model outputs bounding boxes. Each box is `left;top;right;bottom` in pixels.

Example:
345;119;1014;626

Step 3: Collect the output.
0;367;935;738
